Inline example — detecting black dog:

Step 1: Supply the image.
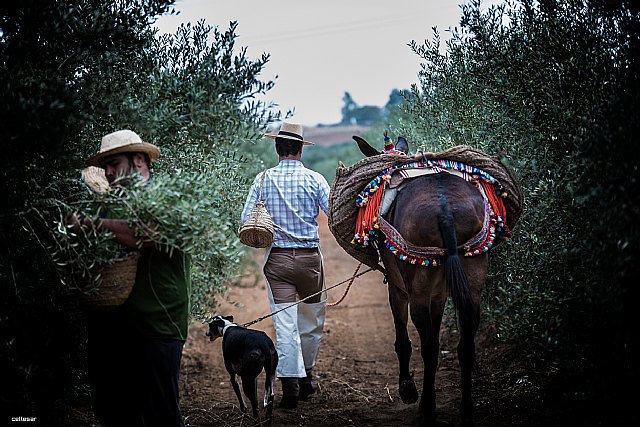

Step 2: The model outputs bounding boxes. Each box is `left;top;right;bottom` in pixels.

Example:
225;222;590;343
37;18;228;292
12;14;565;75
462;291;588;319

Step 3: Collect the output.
206;315;278;420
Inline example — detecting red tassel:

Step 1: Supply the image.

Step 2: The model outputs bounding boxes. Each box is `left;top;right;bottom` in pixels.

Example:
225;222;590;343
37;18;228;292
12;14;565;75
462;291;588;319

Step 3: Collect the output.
480;180;510;232
355;188;385;240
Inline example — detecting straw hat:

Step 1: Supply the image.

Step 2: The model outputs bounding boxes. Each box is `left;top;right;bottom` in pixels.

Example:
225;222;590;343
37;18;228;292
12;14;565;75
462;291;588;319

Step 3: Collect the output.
81;166;110;193
265;121;314;145
86;130;161;167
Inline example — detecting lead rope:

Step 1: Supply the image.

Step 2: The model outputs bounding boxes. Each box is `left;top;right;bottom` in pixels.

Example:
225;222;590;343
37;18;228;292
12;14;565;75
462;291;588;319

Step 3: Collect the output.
240;264;373;328
327;262;362;307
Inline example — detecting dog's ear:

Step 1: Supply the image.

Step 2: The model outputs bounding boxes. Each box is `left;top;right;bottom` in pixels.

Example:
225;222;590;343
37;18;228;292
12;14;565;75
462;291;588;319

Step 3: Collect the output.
224;315;234;323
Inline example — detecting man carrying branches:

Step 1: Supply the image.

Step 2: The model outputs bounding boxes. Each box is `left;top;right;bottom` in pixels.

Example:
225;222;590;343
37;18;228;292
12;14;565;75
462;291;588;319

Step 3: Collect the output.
71;129;190;427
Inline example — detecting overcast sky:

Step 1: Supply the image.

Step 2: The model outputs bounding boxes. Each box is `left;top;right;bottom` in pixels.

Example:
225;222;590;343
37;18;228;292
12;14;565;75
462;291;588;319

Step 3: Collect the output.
155;0;484;126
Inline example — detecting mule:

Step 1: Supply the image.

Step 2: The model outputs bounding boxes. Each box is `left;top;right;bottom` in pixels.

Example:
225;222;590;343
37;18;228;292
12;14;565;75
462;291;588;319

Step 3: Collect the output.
355;136;487;426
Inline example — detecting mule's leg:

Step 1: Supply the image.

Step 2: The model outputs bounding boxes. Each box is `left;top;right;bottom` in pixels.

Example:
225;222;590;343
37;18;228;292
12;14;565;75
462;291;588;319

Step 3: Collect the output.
410;297;446;425
457;310;479;425
457;255;487;426
388;283;418;404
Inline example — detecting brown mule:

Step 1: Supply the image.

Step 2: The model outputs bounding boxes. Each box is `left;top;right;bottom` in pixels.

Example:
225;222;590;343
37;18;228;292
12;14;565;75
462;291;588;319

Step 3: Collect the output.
356;137;487;426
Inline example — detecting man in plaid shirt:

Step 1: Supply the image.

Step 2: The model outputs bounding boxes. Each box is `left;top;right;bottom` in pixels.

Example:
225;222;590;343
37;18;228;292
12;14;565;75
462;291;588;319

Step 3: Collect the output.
242;122;330;409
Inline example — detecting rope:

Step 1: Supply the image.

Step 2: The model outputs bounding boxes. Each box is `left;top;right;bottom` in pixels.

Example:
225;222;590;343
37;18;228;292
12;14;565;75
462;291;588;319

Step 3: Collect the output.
327;262;362;307
240;264;374;328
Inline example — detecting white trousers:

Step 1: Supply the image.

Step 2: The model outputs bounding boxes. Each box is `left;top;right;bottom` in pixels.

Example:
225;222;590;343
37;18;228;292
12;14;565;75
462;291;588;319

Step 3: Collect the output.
263;247;326;378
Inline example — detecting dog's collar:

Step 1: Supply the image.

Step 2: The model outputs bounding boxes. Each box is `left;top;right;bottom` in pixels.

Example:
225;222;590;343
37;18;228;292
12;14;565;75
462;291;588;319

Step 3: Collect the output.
222;323;238;335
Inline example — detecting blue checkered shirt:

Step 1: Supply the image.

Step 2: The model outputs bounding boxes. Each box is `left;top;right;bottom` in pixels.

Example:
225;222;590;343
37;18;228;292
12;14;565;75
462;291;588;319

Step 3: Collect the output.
242;160;330;248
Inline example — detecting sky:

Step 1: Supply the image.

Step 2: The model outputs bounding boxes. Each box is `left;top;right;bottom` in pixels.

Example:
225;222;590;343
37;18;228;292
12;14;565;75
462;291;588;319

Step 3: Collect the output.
155;0;479;127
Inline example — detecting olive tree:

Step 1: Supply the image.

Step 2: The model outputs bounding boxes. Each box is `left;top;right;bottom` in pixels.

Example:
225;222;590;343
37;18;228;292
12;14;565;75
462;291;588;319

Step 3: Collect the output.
1;0;281;420
400;0;638;420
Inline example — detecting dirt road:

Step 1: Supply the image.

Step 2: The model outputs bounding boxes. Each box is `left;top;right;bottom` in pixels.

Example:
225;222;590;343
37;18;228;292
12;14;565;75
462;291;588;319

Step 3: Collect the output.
178;215;538;427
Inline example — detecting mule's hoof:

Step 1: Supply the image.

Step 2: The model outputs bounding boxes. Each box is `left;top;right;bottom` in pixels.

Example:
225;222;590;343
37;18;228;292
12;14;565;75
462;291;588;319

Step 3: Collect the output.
399;379;419;404
460;402;474;426
460;417;475;427
460;413;475;427
410;412;440;427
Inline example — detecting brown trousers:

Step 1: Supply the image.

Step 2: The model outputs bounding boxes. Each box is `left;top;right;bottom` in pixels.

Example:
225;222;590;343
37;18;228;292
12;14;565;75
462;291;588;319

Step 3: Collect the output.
264;248;323;304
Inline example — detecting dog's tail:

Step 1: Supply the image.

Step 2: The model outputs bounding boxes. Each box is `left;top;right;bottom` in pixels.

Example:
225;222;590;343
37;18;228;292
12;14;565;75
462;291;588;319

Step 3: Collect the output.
260;342;278;376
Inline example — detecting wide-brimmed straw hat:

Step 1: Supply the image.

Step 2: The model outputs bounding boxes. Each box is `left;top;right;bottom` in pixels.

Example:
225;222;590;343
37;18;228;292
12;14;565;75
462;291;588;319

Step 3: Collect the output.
265;121;314;145
86;130;161;167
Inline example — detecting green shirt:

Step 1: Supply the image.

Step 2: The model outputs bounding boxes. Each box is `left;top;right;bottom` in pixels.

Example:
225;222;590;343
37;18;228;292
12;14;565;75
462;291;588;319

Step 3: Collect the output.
123;247;192;340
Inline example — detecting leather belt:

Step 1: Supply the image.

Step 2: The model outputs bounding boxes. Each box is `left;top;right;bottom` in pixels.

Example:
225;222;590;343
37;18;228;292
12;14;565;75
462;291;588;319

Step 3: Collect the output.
271;247;318;254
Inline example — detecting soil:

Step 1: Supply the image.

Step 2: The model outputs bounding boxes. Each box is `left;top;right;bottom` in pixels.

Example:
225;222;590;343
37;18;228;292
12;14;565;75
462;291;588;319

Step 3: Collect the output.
176;216;550;427
68;215;556;427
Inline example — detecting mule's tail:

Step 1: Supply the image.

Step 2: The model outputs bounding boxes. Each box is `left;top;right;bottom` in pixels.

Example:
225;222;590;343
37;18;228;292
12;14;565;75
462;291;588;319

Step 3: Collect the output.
437;176;479;332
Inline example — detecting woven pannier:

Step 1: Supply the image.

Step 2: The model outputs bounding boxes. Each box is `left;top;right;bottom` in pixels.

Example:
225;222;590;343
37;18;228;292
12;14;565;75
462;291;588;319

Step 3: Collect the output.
239;170;274;248
80;251;140;311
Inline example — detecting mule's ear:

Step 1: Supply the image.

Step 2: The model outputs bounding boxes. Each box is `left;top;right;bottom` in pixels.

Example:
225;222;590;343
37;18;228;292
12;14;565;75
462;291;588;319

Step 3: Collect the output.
224;315;234;323
353;135;381;157
396;136;409;154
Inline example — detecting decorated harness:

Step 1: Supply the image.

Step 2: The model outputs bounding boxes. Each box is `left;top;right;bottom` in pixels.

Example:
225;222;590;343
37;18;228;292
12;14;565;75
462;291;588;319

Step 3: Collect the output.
352;159;512;267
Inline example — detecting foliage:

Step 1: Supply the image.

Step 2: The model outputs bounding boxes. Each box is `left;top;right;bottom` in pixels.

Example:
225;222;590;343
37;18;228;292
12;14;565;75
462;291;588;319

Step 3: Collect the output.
340;91;358;124
339;91;385;125
361;91;415;155
303;88;413;184
301;143;364;185
1;0;282;420
26;155;250;320
399;0;639;416
385;88;405;108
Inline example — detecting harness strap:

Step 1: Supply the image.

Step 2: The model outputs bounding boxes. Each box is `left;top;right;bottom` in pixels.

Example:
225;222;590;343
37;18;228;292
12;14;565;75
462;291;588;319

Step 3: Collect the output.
378;216;447;257
355;159;510;266
377;189;493;266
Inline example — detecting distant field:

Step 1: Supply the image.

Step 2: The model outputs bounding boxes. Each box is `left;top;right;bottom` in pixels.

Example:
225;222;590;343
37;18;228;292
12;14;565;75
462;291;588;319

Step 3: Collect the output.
304;124;369;145
301;125;371;183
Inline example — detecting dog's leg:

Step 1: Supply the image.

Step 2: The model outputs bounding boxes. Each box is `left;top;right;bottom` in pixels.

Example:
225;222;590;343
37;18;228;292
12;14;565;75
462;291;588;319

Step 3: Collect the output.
265;349;277;423
264;371;276;422
229;373;247;414
242;374;260;419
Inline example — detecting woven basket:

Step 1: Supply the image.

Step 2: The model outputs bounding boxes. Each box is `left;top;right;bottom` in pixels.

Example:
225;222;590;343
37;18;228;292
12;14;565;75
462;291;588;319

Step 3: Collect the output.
239;170;274;248
239;201;274;248
328;146;524;270
80;252;140;311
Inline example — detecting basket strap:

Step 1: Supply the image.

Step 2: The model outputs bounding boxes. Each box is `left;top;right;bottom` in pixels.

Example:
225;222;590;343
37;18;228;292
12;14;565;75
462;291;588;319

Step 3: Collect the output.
258;169;268;202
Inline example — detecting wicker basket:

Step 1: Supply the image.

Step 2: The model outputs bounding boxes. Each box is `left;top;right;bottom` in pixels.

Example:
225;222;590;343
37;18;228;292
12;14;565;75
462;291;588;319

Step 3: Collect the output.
238;170;274;248
80;252;140;311
328;146;523;270
239;201;274;248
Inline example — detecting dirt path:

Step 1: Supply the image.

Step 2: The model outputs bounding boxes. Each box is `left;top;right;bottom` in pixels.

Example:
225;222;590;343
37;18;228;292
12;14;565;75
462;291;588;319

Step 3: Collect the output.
178;215;531;427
